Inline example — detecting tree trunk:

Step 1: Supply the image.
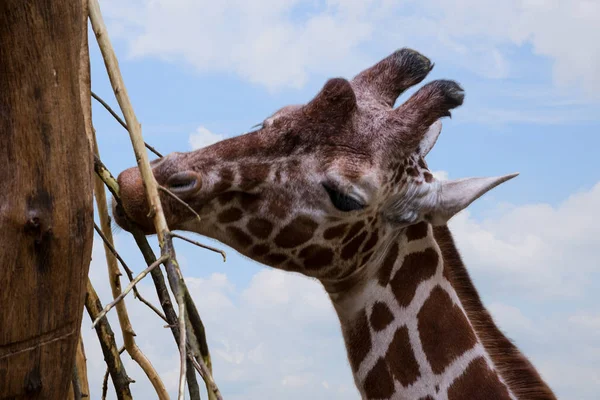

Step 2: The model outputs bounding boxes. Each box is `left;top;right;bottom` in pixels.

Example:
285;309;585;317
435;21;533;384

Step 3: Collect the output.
0;1;94;398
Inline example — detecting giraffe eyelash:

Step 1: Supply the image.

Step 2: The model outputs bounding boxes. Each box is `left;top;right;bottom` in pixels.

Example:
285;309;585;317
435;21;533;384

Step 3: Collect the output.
322;184;365;212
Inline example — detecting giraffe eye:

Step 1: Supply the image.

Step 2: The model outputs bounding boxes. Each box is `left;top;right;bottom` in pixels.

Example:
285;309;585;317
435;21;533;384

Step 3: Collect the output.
323;184;365;212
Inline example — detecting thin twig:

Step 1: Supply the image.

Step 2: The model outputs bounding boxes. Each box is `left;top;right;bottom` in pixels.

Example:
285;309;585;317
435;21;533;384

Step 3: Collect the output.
92;255;168;328
92;129;170;400
89;1;189;397
91;91;163;158
188;350;223;400
72;364;82;400
101;365;109;400
93;155;120;200
90;3;221;398
158;185;202;224
93;223;167;322
171;232;226;262
94;164;203;400
101;346;126;400
85;279;133;400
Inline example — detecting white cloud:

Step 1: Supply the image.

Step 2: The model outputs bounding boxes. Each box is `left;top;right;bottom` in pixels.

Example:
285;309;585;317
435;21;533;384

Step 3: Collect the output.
449;181;600;297
189;126;226;150
569;312;600;334
82;181;600;399
83;252;355;400
488;302;537;335
100;0;600;95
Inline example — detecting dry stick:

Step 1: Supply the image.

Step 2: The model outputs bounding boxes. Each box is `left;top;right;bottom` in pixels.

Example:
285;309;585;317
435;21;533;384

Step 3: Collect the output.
170;232;226;262
93;155;119;199
89;3;188;398
93;223;168;322
85;279;133;400
95;162;219;400
158;185;202;224
102;346;126;400
92;256;166;328
92;132;170;400
91;91;163;158
188;351;223;400
92;255;168;328
72;364;82;400
130;228;204;400
93;162;203;400
88;31;217;400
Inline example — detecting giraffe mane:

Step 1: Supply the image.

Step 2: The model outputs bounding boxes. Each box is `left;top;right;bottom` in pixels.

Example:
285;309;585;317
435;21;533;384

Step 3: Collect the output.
433;225;556;399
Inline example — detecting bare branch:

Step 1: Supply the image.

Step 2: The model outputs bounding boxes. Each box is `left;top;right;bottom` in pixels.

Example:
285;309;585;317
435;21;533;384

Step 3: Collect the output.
71;363;82;400
85;279;133;400
92;127;170;400
91;91;163;158
94;158;203;400
93;223;167;322
92;255;168;329
171;232;226;262
89;2;220;398
188;349;224;400
101;346;126;400
90;2;188;397
93;155;120;200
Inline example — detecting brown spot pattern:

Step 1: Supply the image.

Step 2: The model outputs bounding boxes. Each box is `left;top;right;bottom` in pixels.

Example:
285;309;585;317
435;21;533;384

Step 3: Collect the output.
247;218;273;239
217;191;236;206
378;242;399;286
363;358;395;399
423;172;434;183
239;193;261;212
406;167;418;177
390;248;438;307
406;222;428;241
447;357;512;400
299;245;334;270
251;244;270;257
369;302;394;332
343;221;365;244
239;163;270;191
264;253;288;266
274;216;318;248
418;286;478;374
226;226;253;248
341;231;368;260
213;168;234;192
345;309;372;372
217;207;243;223
284;260;303;271
268;196;290;220
386;326;421;387
323;223;348;240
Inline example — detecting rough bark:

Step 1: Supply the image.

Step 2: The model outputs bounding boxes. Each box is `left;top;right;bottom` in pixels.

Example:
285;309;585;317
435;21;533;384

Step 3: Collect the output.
0;1;94;399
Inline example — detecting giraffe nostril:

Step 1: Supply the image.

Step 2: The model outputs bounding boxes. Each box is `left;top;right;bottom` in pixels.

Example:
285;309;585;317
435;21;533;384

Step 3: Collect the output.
166;171;202;197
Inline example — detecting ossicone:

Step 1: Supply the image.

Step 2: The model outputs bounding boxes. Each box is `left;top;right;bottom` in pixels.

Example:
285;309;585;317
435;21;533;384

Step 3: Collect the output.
303;78;357;123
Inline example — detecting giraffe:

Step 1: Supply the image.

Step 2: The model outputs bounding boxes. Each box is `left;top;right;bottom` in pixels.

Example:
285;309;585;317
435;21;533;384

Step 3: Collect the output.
114;48;557;400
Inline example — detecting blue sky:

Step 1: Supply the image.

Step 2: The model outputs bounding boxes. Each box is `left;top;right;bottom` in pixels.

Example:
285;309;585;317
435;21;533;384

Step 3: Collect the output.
84;1;600;399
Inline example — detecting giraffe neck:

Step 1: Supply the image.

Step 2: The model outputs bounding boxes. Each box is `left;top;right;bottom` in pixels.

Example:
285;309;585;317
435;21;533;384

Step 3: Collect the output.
324;223;555;400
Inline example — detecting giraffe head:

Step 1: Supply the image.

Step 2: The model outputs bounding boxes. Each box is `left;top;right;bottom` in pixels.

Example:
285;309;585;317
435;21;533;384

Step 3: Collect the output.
114;48;516;282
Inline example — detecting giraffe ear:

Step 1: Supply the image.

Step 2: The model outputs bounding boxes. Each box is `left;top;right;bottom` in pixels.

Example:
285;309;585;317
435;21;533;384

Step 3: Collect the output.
419;120;442;157
425;174;519;225
385;173;518;226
